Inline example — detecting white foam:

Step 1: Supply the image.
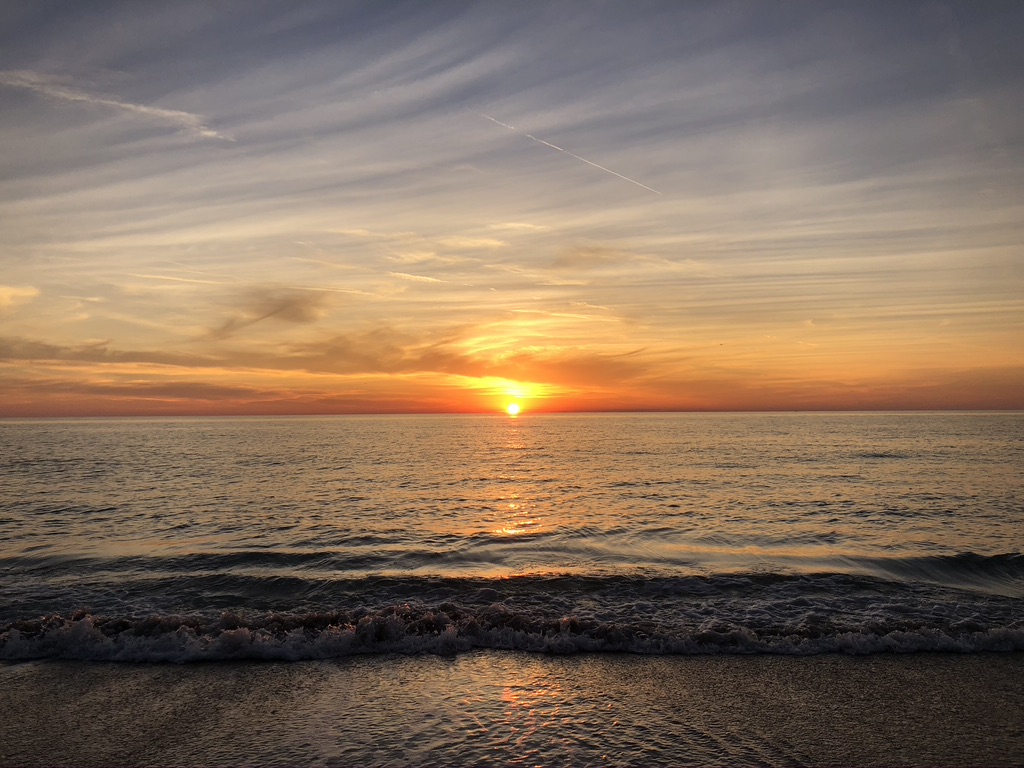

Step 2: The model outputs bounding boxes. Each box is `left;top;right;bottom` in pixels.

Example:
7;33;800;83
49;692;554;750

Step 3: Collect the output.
3;608;1023;663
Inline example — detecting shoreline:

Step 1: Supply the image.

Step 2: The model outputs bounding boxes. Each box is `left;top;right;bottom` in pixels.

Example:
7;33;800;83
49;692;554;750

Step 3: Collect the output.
4;651;1023;767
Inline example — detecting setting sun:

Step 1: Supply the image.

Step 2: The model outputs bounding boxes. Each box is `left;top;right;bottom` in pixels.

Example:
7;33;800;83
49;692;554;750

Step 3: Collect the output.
0;2;1022;422
506;403;521;416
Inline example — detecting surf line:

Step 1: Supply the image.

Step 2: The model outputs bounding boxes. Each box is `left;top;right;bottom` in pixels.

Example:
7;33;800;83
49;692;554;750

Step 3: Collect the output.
473;111;662;195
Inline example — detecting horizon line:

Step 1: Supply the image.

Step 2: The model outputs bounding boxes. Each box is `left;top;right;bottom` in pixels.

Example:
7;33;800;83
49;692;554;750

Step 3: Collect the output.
2;407;1021;421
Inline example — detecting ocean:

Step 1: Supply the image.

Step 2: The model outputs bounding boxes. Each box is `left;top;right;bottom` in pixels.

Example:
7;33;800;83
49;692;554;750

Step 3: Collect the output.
2;412;1023;765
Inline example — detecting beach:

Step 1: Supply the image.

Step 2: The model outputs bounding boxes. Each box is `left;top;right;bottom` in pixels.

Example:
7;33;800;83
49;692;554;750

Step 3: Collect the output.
4;651;1023;767
3;414;1022;765
5;0;1024;761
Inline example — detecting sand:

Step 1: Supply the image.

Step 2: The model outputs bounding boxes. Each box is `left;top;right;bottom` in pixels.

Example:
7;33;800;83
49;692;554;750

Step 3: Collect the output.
3;651;1023;767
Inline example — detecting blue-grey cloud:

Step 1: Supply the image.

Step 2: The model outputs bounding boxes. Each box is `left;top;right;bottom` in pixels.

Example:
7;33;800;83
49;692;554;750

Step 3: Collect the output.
0;69;231;140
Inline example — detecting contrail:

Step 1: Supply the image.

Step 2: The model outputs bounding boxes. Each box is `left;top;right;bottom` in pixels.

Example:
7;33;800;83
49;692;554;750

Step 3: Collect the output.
474;112;662;195
0;70;232;141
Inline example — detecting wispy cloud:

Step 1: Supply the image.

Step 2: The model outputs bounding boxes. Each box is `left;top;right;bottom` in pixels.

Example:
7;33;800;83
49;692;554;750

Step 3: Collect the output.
1;3;1021;414
127;273;232;286
436;236;508;250
0;285;39;313
488;222;549;232
0;70;232;141
207;287;331;340
551;246;630;270
388;272;446;284
0;335;213;368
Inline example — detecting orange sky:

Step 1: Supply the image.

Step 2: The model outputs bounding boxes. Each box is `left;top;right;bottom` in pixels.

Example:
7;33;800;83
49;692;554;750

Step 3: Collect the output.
1;3;1022;416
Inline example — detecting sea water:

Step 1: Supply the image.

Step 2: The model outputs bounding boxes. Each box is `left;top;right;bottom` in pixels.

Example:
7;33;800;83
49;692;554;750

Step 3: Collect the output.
1;412;1021;661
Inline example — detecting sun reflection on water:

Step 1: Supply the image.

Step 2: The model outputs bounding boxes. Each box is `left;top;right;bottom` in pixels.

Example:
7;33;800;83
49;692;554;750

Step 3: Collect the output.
486;415;548;538
493;494;543;537
498;678;570;752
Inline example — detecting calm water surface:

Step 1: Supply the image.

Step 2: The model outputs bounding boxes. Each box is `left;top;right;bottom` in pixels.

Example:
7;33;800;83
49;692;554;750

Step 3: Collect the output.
1;412;1021;660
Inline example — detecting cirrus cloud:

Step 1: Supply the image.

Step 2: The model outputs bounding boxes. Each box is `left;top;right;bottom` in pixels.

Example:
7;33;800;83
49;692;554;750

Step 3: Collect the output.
0;285;40;313
0;69;232;141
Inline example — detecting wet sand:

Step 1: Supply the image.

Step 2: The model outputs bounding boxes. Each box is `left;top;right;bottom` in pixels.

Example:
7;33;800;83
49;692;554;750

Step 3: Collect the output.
3;652;1022;767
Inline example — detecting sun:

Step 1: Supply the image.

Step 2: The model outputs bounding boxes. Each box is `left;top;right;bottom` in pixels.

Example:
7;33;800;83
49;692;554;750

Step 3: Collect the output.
506;402;521;416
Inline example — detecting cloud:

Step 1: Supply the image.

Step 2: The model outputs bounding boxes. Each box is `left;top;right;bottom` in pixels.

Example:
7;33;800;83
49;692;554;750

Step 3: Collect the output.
388;272;445;284
127;273;231;286
331;228;378;238
496;348;650;388
488;222;549;232
0;285;39;313
1;5;1021;416
0;373;300;417
23;377;267;402
387;251;471;267
0;70;232;141
279;328;477;377
0;335;215;368
5;319;1021;413
551;246;631;269
436;237;508;250
275;325;654;391
207;287;331;340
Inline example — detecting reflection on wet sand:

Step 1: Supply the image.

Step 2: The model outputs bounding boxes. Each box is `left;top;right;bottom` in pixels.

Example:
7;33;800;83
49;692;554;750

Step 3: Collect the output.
5;652;1021;767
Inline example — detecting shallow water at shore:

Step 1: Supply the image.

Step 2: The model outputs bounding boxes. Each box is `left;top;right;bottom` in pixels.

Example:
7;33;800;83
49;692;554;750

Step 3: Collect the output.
3;651;1023;767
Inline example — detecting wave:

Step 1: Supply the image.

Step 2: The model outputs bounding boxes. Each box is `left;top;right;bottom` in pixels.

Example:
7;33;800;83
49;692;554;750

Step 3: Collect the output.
854;450;910;460
2;605;1021;663
7;548;1023;574
854;552;1024;594
2;567;1022;662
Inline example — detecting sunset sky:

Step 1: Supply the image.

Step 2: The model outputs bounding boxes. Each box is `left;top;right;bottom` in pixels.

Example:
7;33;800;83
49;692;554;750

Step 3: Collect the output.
1;1;1022;416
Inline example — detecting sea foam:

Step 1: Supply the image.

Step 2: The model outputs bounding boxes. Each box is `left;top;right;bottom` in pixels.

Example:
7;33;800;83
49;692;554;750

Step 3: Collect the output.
3;569;1022;662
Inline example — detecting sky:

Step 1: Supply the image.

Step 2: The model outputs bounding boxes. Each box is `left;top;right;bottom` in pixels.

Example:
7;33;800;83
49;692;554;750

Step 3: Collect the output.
1;1;1022;416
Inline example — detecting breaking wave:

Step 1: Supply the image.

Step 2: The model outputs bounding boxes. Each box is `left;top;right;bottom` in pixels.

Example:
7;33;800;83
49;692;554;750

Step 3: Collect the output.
3;568;1022;662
